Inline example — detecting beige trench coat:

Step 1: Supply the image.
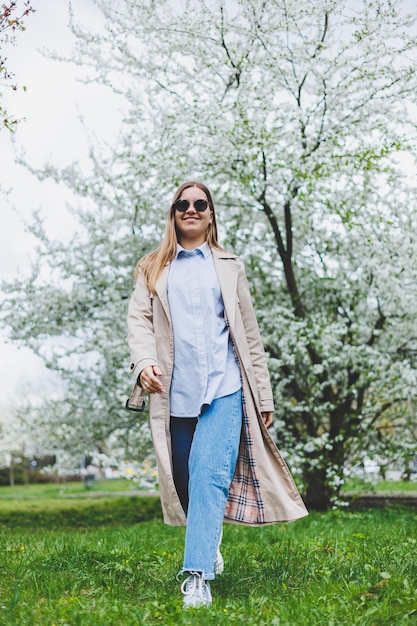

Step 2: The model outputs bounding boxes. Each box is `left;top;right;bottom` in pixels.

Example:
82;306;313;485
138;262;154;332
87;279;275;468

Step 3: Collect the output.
127;247;308;526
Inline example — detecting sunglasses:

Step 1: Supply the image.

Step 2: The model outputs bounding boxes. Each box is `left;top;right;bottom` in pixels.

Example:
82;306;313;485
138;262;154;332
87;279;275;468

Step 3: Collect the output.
173;198;210;212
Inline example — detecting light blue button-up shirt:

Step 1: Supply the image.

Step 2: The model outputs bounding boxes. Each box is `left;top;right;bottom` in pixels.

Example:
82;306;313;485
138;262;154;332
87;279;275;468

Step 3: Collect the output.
167;242;241;417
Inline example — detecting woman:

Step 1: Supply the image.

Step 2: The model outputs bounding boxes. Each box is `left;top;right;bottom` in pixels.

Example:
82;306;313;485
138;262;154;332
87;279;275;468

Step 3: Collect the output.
127;181;307;609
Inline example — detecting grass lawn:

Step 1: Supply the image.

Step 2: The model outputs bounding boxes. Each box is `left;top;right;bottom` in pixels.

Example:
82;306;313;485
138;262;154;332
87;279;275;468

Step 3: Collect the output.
0;487;416;625
341;479;417;493
0;479;139;499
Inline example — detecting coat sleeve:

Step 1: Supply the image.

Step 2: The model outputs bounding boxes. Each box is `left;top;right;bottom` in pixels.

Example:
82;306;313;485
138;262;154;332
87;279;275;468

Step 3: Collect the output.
127;267;160;383
236;260;275;413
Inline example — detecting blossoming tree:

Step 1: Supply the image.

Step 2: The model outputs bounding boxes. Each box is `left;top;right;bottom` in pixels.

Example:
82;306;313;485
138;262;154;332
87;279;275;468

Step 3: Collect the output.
0;0;34;131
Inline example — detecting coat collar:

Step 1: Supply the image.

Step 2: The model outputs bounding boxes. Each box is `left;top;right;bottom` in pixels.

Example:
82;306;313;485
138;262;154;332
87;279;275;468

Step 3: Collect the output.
211;247;238;260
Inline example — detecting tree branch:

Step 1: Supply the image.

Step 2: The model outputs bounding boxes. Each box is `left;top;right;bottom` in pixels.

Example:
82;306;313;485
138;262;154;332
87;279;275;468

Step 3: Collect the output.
367;297;386;347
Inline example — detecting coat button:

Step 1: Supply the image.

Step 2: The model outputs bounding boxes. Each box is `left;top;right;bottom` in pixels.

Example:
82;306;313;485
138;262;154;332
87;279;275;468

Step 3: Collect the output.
130;363;134;371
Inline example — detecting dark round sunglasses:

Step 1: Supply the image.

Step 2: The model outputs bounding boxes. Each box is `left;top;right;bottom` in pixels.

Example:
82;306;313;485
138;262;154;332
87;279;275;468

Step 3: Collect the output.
173;198;210;212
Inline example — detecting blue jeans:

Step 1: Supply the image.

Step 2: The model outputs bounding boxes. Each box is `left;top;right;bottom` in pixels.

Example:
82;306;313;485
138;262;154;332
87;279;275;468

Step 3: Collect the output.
171;389;242;580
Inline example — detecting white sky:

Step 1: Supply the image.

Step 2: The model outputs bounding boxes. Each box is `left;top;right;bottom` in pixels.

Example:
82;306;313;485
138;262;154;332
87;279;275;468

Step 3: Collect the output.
0;0;123;410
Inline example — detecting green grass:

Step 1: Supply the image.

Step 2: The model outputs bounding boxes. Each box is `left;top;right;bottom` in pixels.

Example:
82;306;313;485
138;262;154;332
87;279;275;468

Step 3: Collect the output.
342;479;417;493
0;478;139;499
0;493;416;625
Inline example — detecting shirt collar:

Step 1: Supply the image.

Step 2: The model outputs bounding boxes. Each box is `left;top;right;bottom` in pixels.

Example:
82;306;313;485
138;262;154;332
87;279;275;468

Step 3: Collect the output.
175;241;211;259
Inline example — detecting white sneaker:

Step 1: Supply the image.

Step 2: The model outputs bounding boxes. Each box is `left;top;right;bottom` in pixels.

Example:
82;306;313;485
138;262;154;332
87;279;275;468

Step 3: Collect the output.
181;571;212;609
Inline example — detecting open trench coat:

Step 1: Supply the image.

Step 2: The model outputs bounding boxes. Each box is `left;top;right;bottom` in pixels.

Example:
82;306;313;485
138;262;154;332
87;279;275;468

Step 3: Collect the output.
127;247;308;526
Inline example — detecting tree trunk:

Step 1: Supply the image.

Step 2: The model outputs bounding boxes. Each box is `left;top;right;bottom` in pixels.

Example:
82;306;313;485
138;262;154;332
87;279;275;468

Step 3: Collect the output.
9;457;15;487
303;466;332;511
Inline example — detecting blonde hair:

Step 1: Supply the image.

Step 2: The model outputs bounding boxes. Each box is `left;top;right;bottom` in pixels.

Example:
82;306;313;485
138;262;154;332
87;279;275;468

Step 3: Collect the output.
135;181;224;293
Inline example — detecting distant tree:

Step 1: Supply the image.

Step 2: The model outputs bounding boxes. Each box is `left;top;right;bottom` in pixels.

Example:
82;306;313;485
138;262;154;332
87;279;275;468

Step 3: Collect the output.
3;0;417;508
0;0;34;131
0;408;27;485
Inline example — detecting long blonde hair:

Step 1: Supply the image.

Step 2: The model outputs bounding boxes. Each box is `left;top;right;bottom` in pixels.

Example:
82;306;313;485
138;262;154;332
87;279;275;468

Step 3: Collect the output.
135;181;224;293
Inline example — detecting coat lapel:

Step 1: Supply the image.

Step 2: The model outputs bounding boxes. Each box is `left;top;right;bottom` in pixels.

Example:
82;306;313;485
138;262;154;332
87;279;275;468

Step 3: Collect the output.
212;248;239;329
155;265;172;326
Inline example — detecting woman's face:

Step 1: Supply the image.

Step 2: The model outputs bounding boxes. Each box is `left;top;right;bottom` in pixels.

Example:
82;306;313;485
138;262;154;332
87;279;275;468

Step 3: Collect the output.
174;186;213;249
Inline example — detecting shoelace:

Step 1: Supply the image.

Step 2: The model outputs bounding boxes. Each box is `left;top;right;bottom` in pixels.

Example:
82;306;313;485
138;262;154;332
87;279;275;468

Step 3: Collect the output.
181;572;208;601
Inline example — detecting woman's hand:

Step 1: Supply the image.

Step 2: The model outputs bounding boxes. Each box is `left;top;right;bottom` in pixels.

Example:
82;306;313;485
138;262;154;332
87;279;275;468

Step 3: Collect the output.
139;365;165;394
261;412;273;428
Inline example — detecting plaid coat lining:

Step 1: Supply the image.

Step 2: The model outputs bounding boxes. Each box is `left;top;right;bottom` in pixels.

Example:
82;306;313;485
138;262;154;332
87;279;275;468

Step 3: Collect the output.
224;389;266;525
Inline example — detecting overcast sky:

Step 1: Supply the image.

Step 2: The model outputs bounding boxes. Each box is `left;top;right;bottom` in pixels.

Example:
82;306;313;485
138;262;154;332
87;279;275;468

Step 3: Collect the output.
0;0;122;409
